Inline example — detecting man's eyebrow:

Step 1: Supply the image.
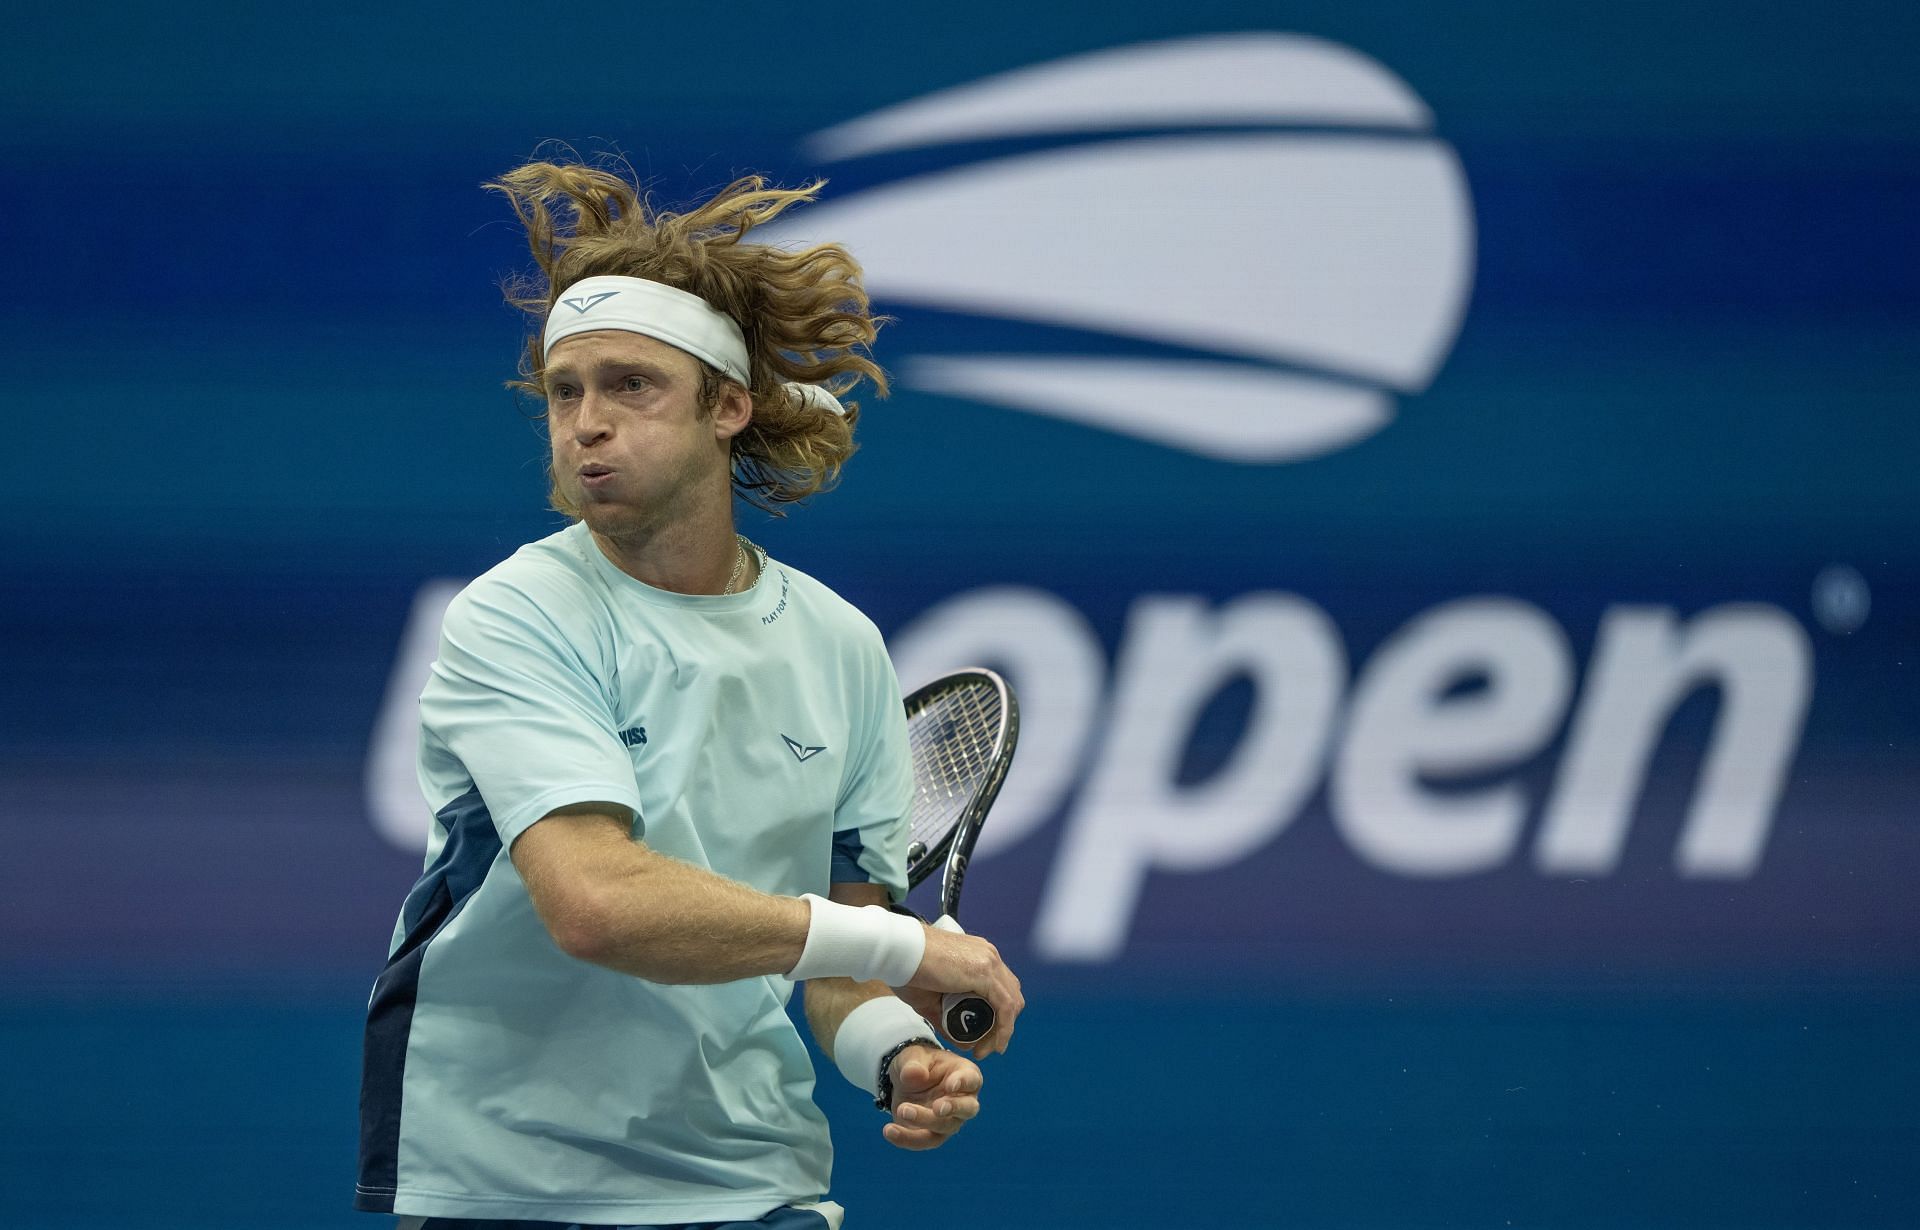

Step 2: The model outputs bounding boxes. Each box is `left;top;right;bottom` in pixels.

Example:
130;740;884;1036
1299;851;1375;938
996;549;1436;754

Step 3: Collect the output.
544;356;673;384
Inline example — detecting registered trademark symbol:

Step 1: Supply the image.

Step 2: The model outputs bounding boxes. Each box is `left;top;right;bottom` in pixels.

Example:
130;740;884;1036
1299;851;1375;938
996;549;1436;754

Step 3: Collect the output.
1812;564;1870;635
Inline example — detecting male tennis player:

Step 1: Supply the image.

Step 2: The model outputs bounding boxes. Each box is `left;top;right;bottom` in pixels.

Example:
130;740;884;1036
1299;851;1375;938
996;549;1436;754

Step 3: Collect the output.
355;160;1023;1230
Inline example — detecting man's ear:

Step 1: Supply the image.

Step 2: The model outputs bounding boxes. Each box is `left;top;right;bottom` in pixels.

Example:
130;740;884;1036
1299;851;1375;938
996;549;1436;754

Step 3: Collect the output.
711;381;753;442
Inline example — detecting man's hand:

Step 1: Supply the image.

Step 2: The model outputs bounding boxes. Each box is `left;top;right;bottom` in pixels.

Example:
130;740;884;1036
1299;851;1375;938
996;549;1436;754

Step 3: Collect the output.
882;1044;982;1150
904;925;1023;1056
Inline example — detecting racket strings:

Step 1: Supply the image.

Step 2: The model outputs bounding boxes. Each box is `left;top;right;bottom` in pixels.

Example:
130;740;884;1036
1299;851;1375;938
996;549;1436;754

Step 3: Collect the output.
904;681;1003;862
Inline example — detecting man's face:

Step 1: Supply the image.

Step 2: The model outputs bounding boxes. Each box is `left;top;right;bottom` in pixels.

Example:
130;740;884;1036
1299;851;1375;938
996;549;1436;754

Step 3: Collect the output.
543;330;742;538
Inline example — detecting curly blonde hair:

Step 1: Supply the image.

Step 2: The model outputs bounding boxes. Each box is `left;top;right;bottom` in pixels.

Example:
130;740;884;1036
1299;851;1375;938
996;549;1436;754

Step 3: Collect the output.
488;159;888;515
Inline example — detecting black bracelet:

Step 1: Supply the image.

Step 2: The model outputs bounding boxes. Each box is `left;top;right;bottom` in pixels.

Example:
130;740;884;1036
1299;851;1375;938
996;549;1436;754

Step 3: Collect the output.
873;1035;941;1111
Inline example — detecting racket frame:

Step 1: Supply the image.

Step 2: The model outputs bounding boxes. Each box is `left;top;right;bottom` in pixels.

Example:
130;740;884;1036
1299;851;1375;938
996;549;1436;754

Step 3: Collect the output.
897;668;1019;1047
901;667;1020;925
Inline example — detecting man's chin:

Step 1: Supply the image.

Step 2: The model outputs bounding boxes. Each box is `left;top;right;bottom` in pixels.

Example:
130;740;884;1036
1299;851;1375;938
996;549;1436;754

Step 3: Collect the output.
577;500;622;529
576;497;651;539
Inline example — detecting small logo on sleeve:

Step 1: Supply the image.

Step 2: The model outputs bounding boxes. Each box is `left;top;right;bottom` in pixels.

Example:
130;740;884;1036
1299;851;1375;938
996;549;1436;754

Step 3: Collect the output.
619;726;648;748
781;734;827;762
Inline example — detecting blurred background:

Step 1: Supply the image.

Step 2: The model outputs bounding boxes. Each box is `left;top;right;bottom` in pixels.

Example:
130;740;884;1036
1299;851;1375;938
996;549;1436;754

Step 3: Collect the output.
2;2;1916;1227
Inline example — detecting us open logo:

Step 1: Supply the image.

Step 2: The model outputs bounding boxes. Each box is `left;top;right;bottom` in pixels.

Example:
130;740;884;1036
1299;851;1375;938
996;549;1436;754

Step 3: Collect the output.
362;38;1821;968
757;33;1476;463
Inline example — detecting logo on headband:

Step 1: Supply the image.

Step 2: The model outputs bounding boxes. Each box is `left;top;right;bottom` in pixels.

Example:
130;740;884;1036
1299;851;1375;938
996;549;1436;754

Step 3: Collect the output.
561;291;621;314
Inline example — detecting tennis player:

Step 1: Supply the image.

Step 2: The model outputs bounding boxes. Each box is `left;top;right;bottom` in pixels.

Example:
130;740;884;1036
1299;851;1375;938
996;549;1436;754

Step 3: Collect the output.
355;159;1024;1230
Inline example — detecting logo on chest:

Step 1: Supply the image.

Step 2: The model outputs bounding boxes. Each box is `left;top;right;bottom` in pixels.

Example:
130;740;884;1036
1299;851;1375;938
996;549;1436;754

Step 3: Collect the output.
781;733;827;762
619;726;648;748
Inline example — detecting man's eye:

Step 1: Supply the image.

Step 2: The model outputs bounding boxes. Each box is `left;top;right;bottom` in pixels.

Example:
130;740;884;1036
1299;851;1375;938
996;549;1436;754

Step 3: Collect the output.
622;375;650;393
549;384;578;401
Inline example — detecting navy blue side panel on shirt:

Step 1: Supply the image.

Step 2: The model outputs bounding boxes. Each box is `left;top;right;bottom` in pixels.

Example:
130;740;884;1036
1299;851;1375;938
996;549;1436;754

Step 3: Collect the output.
829;829;871;884
357;789;504;1212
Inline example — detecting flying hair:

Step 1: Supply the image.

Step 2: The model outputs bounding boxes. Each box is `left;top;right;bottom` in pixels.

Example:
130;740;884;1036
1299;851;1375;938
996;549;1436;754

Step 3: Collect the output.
488;157;888;515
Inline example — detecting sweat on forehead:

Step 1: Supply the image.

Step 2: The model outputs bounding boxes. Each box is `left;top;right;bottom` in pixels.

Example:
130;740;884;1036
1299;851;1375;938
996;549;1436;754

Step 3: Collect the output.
542;276;751;384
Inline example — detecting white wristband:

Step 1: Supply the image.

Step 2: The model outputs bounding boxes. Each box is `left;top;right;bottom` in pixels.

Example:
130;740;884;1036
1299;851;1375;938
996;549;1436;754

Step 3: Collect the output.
831;995;938;1098
788;894;926;987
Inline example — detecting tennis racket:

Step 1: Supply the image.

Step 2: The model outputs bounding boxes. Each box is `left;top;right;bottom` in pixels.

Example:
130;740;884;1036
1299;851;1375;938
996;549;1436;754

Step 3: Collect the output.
900;668;1019;1046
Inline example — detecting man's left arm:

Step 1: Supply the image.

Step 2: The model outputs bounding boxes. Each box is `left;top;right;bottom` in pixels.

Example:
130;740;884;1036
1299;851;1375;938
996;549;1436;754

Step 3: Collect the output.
803;882;984;1151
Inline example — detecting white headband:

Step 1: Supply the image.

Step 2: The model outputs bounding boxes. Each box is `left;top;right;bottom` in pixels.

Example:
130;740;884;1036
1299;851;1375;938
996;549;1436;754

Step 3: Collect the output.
541;274;845;416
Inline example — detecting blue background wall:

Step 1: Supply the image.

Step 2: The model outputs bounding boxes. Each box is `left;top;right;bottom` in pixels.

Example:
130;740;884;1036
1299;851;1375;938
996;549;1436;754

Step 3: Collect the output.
2;2;1915;1226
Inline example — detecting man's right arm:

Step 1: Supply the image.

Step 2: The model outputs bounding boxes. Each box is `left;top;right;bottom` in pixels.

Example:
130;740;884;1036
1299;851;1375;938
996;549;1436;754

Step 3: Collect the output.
511;804;1023;1038
512;805;810;982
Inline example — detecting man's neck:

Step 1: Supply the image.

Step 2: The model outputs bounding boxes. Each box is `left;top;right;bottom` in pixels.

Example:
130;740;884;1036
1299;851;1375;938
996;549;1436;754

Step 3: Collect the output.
589;507;751;596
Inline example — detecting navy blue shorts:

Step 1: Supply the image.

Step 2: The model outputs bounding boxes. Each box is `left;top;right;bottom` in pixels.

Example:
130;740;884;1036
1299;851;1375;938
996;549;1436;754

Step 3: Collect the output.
396;1202;843;1230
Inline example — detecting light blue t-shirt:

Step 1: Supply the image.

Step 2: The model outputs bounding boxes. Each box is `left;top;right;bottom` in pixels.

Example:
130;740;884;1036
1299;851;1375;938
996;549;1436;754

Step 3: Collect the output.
356;521;914;1224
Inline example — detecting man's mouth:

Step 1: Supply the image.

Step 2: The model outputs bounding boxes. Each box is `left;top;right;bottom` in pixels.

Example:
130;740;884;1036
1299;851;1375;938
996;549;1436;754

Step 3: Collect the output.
578;464;616;488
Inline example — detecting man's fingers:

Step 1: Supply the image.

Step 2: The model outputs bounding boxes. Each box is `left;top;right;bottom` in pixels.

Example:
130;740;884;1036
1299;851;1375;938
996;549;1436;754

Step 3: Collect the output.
978;978;1022;1056
895;1096;977;1129
938;1095;979;1121
886;1052;983;1150
975;1014;1013;1057
882;1122;943;1150
899;1095;979;1125
896;1057;934;1092
992;1016;1015;1055
908;927;1027;1058
897;1092;980;1141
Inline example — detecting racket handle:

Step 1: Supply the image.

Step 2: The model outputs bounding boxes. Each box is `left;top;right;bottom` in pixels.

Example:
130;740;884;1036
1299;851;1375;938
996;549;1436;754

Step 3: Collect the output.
931;914;995;1045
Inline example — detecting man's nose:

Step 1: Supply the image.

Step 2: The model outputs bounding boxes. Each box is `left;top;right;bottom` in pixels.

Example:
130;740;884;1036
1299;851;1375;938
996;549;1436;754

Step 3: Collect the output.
573;392;613;445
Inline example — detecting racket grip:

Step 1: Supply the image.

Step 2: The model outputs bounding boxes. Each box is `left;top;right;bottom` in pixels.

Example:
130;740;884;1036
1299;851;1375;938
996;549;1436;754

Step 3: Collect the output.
931;914;995;1046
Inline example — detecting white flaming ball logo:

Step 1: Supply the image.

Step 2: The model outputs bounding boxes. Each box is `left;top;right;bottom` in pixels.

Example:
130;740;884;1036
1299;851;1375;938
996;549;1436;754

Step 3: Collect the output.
760;33;1476;463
